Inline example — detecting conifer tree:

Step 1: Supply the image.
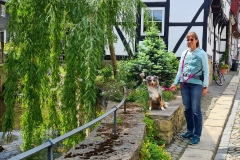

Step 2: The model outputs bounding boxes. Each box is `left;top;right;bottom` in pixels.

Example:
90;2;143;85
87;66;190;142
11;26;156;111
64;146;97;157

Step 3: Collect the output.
126;26;179;87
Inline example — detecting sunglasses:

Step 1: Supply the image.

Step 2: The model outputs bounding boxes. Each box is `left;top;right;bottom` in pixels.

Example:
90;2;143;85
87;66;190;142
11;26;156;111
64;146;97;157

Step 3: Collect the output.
187;39;194;42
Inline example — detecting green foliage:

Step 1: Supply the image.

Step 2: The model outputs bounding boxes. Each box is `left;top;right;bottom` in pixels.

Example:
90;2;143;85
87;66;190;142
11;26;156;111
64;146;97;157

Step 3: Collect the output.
142;115;158;143
115;60;138;89
121;26;179;88
128;84;149;111
162;91;175;102
140;115;171;160
142;115;166;145
93;110;105;128
140;140;171;160
224;28;231;64
117;117;122;124
97;78;126;102
3;0;144;151
220;48;228;64
98;64;114;80
219;63;229;69
97;63;177;105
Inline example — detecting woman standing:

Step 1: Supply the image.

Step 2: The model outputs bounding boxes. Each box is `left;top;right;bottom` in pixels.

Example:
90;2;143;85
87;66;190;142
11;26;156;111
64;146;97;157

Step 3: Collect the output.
170;31;209;145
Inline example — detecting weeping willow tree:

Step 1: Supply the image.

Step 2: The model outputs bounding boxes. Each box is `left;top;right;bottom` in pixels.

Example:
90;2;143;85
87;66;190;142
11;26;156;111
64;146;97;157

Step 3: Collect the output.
2;0;143;151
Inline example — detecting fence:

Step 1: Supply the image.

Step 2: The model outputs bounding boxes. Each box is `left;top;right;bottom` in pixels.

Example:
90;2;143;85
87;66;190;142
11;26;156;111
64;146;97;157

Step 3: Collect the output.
10;86;127;160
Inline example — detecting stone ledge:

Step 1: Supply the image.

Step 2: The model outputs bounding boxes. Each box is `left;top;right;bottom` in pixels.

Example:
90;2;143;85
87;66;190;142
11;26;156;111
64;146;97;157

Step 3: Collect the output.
56;106;145;160
56;98;185;159
148;102;185;144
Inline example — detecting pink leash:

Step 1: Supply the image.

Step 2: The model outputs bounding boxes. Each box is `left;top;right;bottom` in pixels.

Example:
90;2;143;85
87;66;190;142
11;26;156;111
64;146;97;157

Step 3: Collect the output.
162;86;172;90
181;74;195;88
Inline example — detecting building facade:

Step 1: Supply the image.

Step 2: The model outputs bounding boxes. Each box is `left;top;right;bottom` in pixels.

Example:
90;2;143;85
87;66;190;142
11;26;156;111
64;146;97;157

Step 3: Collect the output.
106;0;240;70
0;0;7;63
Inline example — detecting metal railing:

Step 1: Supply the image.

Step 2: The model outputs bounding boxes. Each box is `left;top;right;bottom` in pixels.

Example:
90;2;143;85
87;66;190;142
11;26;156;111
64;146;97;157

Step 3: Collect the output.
10;86;127;160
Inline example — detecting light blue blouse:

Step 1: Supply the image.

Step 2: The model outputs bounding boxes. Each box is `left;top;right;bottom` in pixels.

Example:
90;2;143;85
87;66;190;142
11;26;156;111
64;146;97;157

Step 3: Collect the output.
173;48;209;87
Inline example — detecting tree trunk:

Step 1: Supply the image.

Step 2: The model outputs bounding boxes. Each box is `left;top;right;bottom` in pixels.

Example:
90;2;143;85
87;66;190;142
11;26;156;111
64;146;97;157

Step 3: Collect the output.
109;44;118;77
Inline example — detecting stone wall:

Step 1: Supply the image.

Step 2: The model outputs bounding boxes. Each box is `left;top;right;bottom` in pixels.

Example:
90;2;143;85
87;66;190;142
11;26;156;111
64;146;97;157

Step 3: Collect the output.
56;103;146;160
148;102;185;144
57;99;186;159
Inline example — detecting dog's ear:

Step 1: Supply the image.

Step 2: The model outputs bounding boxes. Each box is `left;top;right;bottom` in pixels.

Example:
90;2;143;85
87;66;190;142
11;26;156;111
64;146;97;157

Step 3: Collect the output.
146;76;150;81
154;75;159;80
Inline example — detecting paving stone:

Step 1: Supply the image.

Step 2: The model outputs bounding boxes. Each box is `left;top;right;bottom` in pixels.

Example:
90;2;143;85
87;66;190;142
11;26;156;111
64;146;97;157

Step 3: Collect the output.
217;148;228;153
214;153;227;160
180;148;213;160
204;118;226;127
207;112;228;120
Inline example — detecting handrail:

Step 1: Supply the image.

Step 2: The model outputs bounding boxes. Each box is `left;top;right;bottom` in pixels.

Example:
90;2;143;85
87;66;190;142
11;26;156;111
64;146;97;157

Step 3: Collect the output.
10;86;127;160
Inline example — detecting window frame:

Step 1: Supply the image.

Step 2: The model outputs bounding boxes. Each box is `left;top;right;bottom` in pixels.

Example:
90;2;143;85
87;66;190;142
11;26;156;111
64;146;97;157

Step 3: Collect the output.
1;4;6;17
140;7;165;36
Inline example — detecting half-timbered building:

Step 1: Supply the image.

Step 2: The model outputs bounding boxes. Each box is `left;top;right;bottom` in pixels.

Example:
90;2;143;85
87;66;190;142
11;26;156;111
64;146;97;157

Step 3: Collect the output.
106;0;239;72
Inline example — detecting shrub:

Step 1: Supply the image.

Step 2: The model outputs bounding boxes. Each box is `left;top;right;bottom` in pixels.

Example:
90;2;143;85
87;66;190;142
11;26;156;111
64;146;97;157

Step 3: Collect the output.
140;140;171;160
119;26;179;88
162;90;175;102
140;115;171;160
98;64;114;80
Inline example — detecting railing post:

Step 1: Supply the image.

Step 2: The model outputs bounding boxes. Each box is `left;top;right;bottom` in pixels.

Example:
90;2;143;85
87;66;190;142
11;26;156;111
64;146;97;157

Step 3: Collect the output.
47;146;53;160
47;139;54;160
123;86;127;114
113;108;117;135
123;99;127;113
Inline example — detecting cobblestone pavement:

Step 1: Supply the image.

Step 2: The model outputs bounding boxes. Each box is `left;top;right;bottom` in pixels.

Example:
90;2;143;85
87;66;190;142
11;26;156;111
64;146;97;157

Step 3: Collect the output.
165;70;239;160
226;104;240;160
216;81;240;160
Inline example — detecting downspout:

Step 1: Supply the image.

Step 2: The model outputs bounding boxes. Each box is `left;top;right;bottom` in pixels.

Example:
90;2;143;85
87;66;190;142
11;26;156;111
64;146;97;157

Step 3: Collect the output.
213;26;216;62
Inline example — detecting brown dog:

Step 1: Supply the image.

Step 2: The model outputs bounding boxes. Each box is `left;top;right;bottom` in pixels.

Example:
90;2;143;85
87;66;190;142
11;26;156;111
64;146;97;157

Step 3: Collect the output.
146;75;169;110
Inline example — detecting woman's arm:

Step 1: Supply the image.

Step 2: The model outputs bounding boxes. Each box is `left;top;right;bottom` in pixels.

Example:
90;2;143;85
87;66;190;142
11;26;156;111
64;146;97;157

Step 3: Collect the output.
201;51;209;87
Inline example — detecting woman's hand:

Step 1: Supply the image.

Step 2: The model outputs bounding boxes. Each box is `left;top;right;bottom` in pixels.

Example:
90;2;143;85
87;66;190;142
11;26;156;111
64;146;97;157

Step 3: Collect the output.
169;84;177;91
202;87;208;95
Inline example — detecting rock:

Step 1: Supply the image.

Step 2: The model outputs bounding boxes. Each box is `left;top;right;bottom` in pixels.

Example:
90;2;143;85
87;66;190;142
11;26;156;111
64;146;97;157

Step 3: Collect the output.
0;145;4;152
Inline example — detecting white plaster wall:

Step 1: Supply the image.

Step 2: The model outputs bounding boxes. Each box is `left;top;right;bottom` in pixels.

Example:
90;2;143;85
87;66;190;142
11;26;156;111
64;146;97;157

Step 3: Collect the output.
105;27;133;56
4;30;6;43
206;16;214;57
168;0;205;57
170;0;204;22
222;0;230;20
238;12;240;29
168;26;186;57
168;26;203;57
231;38;238;59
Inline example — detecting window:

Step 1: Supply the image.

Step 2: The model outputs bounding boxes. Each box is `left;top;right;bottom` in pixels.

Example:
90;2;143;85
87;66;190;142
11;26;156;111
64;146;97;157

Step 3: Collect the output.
1;5;6;17
141;7;165;36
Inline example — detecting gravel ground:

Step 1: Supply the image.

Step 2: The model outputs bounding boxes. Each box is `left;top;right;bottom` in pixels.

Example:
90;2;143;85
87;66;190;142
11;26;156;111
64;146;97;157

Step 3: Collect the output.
0;130;22;160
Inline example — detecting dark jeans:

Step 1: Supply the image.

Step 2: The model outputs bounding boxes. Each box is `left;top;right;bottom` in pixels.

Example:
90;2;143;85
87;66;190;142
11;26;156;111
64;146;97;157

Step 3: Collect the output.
181;83;203;137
